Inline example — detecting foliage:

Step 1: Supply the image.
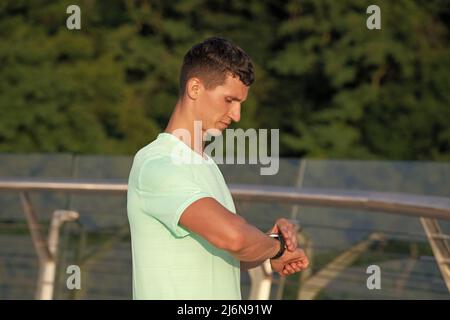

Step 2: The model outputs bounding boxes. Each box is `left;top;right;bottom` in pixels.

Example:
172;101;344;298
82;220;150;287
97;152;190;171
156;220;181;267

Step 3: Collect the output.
0;0;449;159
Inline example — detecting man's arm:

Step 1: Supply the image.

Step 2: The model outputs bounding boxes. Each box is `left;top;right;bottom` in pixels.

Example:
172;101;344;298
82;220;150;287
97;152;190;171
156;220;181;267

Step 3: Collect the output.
179;197;281;262
240;219;302;271
240;261;265;271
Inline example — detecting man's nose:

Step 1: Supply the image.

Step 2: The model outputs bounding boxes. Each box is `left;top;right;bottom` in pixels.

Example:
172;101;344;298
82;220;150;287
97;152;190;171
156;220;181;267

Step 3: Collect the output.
229;104;241;123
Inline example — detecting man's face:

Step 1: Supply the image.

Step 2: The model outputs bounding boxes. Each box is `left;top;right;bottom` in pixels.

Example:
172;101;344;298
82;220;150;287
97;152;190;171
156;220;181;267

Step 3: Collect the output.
194;74;249;133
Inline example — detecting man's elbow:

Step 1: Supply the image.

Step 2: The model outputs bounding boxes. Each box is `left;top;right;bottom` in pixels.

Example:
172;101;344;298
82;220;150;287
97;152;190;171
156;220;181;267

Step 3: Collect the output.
224;231;245;253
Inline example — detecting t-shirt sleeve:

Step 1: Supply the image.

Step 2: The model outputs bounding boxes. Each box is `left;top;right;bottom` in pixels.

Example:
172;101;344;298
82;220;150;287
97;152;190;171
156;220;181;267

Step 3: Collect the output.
137;157;213;238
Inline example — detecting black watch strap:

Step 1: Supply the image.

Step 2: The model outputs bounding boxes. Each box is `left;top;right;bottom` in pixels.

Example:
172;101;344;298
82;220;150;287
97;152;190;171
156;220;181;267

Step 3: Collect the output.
269;231;286;259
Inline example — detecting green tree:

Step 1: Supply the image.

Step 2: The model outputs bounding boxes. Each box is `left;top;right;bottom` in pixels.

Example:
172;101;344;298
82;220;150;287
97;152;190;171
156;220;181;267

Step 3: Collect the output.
0;0;449;160
265;0;450;160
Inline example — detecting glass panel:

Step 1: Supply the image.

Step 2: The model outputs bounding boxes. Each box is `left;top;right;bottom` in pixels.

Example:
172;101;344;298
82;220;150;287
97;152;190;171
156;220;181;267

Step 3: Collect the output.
1;156;449;299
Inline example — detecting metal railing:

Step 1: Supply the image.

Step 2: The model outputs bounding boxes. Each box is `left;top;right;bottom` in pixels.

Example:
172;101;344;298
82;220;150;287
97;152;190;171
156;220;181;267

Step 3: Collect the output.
0;177;449;299
1;178;450;219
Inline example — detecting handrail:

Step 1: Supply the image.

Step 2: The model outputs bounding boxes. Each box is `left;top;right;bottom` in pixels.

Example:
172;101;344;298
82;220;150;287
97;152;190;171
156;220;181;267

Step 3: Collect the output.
1;177;450;220
1;176;449;298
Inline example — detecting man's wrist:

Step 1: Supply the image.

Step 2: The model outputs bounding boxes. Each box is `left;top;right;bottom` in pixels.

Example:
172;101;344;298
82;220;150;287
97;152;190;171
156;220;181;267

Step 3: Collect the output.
269;232;286;259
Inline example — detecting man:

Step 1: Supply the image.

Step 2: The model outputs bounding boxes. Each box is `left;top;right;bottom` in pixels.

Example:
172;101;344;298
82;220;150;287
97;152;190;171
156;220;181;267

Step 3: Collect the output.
127;37;309;299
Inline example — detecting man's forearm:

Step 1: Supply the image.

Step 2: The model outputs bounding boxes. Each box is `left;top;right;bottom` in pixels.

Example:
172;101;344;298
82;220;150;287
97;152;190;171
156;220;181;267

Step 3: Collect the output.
240;260;265;271
229;222;281;262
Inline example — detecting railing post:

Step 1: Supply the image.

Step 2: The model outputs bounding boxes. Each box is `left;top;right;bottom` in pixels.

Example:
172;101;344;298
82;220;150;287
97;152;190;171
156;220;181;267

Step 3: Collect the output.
19;192;79;300
248;260;273;300
420;217;450;292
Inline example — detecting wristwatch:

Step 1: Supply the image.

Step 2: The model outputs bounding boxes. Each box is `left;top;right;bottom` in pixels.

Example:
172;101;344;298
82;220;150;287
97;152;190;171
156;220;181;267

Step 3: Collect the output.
269;231;286;259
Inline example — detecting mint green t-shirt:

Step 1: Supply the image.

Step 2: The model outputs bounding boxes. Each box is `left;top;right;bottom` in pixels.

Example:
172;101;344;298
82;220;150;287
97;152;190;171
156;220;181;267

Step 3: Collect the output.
127;132;241;299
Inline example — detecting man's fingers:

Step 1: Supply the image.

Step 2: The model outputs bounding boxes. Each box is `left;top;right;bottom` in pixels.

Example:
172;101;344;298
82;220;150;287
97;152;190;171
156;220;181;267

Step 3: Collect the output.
286;239;295;251
291;236;297;249
284;264;295;274
280;261;308;276
291;261;304;272
288;262;301;273
281;228;289;239
280;227;298;251
285;266;299;275
284;256;309;270
296;258;309;270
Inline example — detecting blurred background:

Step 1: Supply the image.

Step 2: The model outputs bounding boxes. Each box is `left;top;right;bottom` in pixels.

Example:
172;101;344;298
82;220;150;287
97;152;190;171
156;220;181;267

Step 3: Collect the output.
0;0;449;299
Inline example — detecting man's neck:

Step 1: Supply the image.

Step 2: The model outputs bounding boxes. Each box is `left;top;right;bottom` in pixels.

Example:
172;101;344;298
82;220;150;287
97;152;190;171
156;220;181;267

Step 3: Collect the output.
164;100;206;157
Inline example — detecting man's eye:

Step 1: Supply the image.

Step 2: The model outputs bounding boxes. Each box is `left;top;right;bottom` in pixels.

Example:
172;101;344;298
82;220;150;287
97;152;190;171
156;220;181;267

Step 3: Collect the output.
226;99;232;104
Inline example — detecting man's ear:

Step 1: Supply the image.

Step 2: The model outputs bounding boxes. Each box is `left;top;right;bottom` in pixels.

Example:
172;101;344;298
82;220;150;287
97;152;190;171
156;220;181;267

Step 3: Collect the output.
186;77;202;100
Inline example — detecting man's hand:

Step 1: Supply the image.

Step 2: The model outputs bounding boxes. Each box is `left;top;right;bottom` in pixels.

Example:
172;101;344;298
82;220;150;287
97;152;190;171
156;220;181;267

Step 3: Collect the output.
268;218;299;252
268;218;309;276
270;247;309;276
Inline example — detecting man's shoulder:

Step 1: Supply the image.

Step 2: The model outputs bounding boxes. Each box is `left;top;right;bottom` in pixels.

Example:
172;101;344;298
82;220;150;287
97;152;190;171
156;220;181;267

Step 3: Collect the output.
135;148;195;187
132;137;173;167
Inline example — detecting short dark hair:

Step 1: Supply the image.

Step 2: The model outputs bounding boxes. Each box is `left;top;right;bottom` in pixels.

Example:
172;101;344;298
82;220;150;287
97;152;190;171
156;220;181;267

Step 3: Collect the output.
179;37;254;95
